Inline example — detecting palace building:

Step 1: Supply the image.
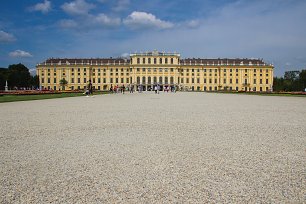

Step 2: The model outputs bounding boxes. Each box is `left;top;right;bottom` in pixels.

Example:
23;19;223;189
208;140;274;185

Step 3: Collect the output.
36;50;274;92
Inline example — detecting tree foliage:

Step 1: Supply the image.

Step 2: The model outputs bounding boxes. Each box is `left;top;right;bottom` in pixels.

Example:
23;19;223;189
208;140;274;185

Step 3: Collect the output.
0;63;39;90
59;78;68;90
273;70;306;91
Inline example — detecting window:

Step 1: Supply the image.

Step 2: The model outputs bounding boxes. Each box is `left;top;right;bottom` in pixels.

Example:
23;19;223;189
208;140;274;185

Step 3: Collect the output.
171;58;174;64
192;78;194;83
260;79;262;84
236;79;238;84
98;78;101;83
54;78;56;83
137;68;140;72
42;78;44;83
159;68;162;72
143;58;145;64
230;79;232;84
224;69;226;72
236;69;238;72
254;79;256;84
154;58;157;64
84;78;86;83
170;77;174;84
116;78;118;83
126;78;129;83
266;79;269;84
159;76;163;83
197;78;200;83
170;68;174;72
71;78;74;83
181;78;184;83
244;79;247;84
93;78;95;83
159;58;162;64
192;69;194;72
121;78;124;83
48;78;50;83
186;78;189;83
142;77;146;84
165;77;168;84
165;58;168;64
103;78;106;83
209;79;212;83
142;68;146;72
148;58;151;64
148;77;151;84
215;79;217;84
154;77;157;83
204;79;206;83
78;78;80;83
137;77;140;84
110;78;113;83
137;58;140;64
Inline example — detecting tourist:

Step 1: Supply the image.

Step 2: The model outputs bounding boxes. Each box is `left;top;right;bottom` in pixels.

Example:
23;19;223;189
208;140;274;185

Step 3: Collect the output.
122;85;125;94
154;86;158;94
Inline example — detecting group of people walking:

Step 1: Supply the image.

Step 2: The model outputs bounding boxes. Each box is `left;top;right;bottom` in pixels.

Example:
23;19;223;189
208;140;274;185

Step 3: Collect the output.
84;81;176;97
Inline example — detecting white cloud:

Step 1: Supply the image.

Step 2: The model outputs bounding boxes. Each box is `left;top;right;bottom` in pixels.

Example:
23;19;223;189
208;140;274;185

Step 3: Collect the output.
123;11;174;30
185;20;200;28
113;0;130;12
29;0;51;14
9;50;33;58
0;30;16;43
58;19;78;28
121;52;129;58
61;0;95;15
95;14;121;26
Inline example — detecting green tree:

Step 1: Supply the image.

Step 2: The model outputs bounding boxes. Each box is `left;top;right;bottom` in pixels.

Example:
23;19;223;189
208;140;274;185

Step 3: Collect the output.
299;70;306;91
0;68;8;90
30;75;40;88
273;77;285;91
7;63;31;89
59;78;68;90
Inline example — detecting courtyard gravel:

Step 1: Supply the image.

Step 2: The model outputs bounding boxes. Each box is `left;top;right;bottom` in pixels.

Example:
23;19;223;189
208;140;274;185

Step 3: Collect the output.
0;92;305;203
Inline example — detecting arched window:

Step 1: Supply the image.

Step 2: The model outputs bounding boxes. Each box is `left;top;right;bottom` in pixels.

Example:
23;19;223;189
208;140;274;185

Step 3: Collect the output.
159;76;163;84
159;58;162;64
165;77;168;84
142;76;146;84
154;77;157;83
170;77;174;84
137;77;140;84
148;77;151;84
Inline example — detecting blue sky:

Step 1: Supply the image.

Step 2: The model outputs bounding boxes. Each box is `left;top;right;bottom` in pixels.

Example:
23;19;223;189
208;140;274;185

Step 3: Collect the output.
0;0;305;76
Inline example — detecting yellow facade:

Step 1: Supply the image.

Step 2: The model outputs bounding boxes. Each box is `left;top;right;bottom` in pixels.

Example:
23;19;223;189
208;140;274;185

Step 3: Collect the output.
36;51;274;92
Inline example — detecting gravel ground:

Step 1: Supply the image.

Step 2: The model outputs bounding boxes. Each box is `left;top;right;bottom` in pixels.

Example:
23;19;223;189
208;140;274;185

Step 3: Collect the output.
1;92;305;203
